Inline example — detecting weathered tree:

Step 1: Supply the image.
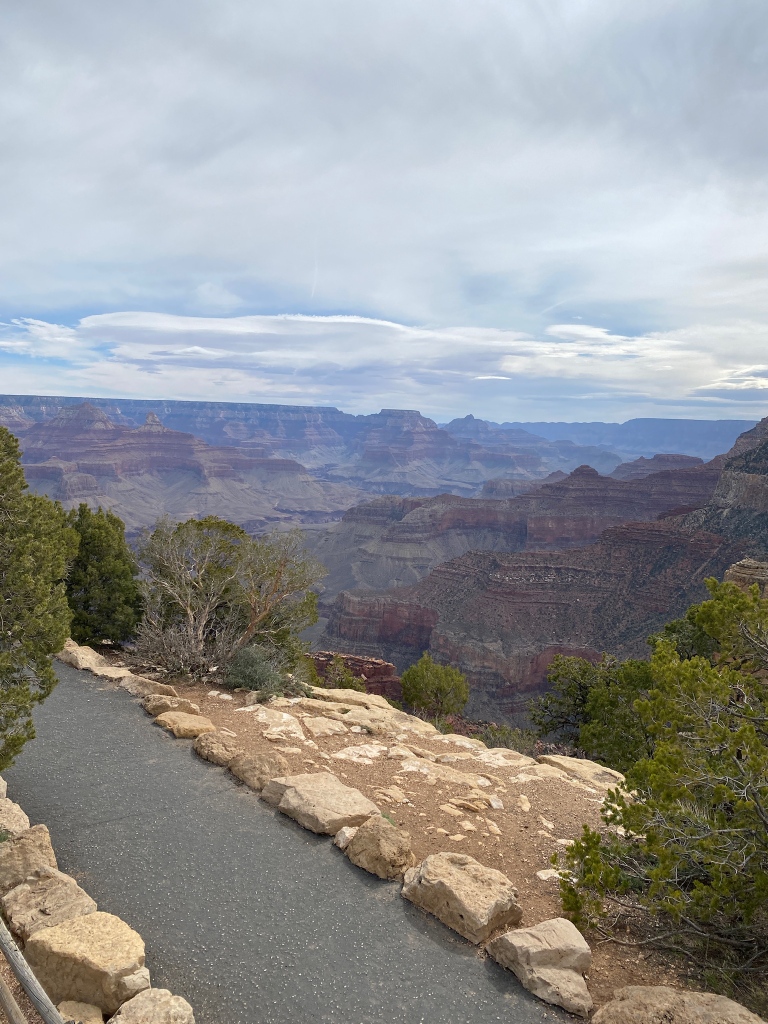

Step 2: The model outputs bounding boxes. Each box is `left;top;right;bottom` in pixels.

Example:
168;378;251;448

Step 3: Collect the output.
136;516;325;677
0;429;78;769
65;504;142;645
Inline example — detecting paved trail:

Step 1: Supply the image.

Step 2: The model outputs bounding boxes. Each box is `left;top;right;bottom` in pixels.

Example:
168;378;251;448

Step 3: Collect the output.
6;665;568;1024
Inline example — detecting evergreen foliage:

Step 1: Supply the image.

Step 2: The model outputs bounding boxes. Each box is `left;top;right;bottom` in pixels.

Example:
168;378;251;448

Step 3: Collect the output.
65;504;142;644
559;580;768;1012
223;644;312;700
401;652;469;718
322;654;366;692
0;429;78;769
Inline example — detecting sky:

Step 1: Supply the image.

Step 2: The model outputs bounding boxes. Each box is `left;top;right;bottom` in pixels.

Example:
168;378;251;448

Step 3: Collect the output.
2;0;768;422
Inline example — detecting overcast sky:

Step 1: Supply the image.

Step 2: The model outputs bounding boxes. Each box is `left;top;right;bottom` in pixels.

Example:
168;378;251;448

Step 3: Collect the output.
2;0;768;422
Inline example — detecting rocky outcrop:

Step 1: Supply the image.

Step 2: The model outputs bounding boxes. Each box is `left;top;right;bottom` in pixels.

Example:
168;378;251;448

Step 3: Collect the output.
2;867;97;942
724;558;768;597
260;773;379;834
310;651;401;699
610;453;704;479
24;912;150;1014
536;755;624;791
324;521;741;715
487;918;593;1017
0;798;31;837
344;814;416;880
107;988;195;1023
401;852;522;943
591;985;766;1024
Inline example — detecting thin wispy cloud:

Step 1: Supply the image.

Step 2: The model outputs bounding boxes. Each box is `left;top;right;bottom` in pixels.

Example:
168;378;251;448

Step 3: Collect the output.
1;1;768;419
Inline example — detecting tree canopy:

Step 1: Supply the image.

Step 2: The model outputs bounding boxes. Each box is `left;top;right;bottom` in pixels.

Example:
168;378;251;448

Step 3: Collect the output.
0;428;78;769
65;504;142;645
401;652;469;720
135;516;325;677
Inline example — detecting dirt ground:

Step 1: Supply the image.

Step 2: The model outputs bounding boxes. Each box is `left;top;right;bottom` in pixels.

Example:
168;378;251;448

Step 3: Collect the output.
143;676;683;1011
0;957;45;1024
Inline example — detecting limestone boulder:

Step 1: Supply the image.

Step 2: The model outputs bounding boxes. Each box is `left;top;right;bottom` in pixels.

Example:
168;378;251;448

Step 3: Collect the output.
345;814;416;880
0;824;57;895
0;797;31;837
107;988;195;1023
401;852;522;944
2;867;97;942
261;773;380;834
302;716;348;738
57;640;106;672
155;712;215;739
332;742;388;765
119;675;178;698
487;918;593;1017
25;911;150;1014
536;755;625;790
592;985;766;1024
252;706;305;742
192;731;242;767
59;1000;104;1024
309;686;394;711
0;776;7;798
143;695;200;717
229;751;290;791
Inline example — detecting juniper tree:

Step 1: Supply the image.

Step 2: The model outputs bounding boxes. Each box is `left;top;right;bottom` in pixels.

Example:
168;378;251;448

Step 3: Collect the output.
0;428;78;769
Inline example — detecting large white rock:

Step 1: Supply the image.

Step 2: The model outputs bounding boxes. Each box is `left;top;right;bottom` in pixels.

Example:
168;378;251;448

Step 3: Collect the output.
592;985;766;1024
332;742;387;764
107;987;195;1023
0;797;31;837
0;824;57;895
2;867;97;942
345;814;416;880
487;918;593;1017
536;755;625;790
252;706;305;742
25;911;150;1014
0;776;7;798
401;852;522;944
309;686;394;711
261;773;379;834
154;712;216;739
302;716;348;738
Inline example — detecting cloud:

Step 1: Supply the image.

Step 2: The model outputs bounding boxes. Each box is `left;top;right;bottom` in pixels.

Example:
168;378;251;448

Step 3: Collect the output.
1;312;767;421
1;1;768;421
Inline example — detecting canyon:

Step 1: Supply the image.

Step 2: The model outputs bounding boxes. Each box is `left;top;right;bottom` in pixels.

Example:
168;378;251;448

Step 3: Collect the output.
320;418;768;716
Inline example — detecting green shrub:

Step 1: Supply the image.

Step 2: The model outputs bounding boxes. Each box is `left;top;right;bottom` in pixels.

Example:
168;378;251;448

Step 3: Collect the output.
223;645;311;701
401;653;469;719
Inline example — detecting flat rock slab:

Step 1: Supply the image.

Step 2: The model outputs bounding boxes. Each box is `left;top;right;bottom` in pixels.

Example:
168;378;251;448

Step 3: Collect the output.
107;987;195;1023
59;1000;104;1024
592;985;766;1024
2;866;97;942
309;686;395;711
143;695;200;717
252;706;305;742
302;716;348;738
536;755;624;790
229;751;290;791
0;796;31;836
261;773;380;834
402;852;522;944
192;731;242;767
155;712;215;739
488;918;592;1017
0;824;57;895
332;742;387;765
345;814;416;880
57;641;107;672
25;910;150;1014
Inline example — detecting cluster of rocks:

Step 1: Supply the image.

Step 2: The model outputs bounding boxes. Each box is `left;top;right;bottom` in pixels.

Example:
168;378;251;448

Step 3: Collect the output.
58;639;768;1024
0;775;194;1024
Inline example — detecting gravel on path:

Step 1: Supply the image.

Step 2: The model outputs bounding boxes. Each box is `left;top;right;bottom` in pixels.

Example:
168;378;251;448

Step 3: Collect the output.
5;664;569;1024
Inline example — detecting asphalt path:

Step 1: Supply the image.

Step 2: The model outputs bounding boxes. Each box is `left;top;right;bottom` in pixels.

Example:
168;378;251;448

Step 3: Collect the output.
5;664;569;1024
